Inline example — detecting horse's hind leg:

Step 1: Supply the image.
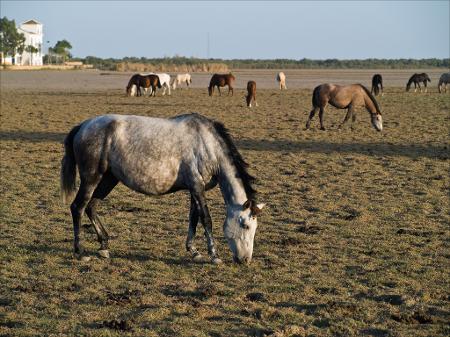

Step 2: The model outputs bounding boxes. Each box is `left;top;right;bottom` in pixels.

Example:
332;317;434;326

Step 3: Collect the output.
319;108;326;131
71;177;102;258
186;194;202;261
306;107;318;129
85;171;118;258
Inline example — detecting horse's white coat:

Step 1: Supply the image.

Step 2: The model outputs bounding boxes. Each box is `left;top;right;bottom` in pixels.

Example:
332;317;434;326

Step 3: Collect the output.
172;73;192;89
276;72;287;90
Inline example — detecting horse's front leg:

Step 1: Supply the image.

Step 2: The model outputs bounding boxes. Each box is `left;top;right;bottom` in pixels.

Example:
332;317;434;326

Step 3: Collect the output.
218;86;221;96
339;105;354;130
186;194;202;261
191;188;221;264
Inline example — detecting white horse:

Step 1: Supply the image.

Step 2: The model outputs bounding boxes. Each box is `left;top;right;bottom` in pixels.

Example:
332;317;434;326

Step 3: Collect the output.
438;72;450;93
276;72;287;90
172;73;192;89
155;73;171;96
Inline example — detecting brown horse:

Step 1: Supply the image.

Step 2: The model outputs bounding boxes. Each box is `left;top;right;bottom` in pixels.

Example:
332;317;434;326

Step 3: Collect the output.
126;74;161;97
305;83;383;131
208;73;235;96
246;81;258;107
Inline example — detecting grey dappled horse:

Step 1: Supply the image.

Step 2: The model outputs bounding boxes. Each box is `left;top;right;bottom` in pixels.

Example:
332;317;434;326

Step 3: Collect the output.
438;72;450;93
61;113;264;264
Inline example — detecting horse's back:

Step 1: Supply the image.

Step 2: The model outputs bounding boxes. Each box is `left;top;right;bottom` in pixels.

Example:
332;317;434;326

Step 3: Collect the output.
74;114;219;195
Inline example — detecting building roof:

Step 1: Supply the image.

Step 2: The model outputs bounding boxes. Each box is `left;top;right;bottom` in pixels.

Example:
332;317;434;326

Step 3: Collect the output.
21;19;42;25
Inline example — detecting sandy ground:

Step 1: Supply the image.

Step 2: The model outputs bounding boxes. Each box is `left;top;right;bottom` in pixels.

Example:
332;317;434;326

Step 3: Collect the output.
0;69;449;336
1;68;446;92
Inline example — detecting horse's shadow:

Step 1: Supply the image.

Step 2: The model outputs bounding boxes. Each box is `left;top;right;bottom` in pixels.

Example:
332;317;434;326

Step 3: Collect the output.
0;130;65;143
236;139;448;159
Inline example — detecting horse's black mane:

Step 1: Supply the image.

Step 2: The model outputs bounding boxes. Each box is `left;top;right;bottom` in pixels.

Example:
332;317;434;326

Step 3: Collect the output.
212;120;257;200
358;84;381;113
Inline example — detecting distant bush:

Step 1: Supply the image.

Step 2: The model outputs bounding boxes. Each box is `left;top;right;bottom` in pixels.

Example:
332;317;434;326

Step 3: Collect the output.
81;56;450;71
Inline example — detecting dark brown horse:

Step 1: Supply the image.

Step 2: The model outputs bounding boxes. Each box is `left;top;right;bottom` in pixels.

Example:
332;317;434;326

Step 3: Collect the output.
406;73;431;93
371;74;383;96
246;81;258;107
305;83;383;131
208;73;235;96
126;74;161;97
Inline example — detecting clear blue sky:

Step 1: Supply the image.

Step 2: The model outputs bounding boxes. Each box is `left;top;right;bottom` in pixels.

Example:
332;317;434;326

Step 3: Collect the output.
1;1;449;59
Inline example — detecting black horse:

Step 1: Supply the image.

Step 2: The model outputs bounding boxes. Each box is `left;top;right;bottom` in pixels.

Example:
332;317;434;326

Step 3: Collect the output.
406;73;431;93
371;74;383;96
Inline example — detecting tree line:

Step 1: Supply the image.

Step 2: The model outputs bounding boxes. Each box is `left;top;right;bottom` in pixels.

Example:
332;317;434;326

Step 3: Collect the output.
80;56;449;71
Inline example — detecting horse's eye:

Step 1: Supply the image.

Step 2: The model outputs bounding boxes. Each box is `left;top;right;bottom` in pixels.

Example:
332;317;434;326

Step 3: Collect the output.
239;216;250;230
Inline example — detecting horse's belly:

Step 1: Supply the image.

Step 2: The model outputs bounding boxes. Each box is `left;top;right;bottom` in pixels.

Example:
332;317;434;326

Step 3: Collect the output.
110;159;182;195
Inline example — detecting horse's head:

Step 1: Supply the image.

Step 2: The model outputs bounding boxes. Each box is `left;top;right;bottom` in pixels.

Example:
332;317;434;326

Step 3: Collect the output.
406;82;411;92
224;200;265;264
370;112;383;132
126;85;131;96
208;85;213;96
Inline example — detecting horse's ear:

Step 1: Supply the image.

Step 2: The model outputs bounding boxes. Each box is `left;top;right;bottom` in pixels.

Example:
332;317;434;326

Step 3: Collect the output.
243;199;252;210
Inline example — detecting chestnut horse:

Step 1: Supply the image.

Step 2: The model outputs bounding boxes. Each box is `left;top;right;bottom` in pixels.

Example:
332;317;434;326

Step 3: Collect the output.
305;83;383;131
371;74;383;96
208;73;235;96
126;74;161;97
246;81;258;107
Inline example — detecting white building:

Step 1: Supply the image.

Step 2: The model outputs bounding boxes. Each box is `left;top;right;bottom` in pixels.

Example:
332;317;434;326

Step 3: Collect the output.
2;19;44;66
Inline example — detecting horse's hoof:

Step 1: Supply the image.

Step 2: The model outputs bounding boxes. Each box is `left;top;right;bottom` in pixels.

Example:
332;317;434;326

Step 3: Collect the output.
211;257;223;265
192;253;203;262
98;249;110;259
320;127;326;131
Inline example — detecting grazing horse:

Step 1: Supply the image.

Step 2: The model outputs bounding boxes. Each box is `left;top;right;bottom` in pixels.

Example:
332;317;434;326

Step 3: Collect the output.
125;74;161;97
172;73;192;89
153;73;171;96
208;73;235;96
305;83;383;131
61;113;264;264
438;72;450;93
406;73;431;93
246;81;258;107
371;74;383;96
276;72;287;90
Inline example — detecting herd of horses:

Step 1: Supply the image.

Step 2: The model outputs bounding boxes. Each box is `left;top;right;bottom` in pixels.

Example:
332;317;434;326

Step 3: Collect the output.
61;70;449;265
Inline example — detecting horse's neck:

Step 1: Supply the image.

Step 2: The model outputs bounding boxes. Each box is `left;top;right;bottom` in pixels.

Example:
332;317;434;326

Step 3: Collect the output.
363;92;378;114
217;158;247;207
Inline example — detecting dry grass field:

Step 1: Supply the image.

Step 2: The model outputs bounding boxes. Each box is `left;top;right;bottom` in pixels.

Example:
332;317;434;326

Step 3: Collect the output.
0;70;449;337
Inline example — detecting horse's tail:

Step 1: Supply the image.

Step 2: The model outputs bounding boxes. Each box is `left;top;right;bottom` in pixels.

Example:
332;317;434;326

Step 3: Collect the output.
358;84;381;114
60;123;82;204
311;85;322;107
